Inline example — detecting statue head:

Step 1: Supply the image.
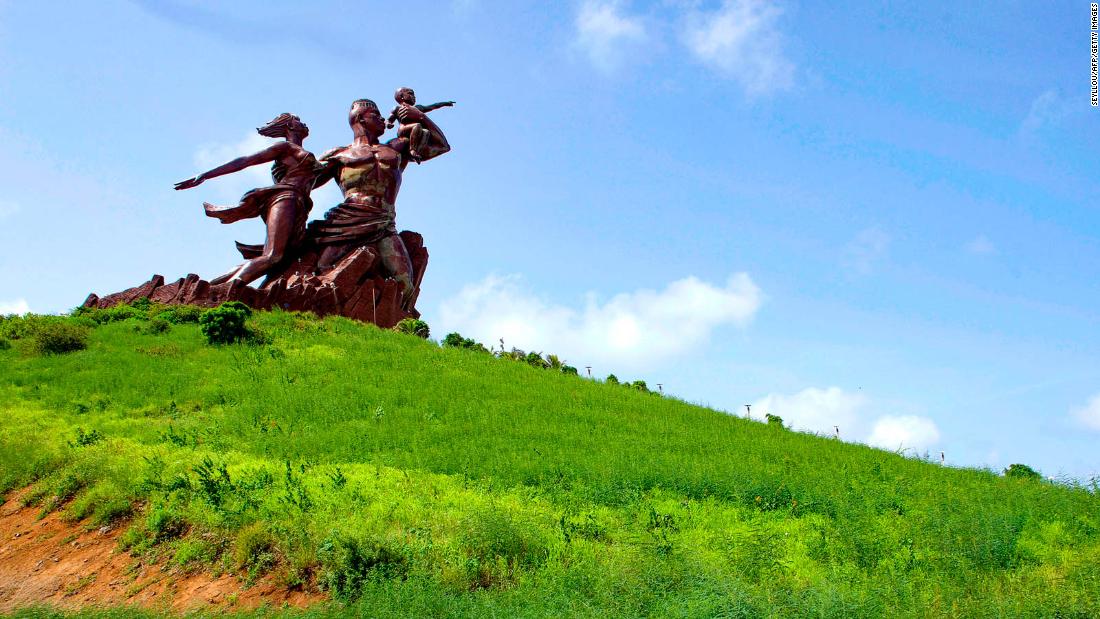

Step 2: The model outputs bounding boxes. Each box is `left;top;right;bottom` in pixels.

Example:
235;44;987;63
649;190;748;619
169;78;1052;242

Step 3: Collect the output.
349;99;384;138
394;87;416;105
257;113;308;140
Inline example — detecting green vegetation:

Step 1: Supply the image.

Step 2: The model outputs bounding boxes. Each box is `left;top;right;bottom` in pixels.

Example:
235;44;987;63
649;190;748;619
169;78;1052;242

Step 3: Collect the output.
394;318;430;339
1;305;1098;618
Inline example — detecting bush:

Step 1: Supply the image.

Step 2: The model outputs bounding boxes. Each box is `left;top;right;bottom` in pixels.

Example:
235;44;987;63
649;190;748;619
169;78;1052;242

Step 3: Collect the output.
766;414;785;428
31;321;89;355
199;301;253;345
77;303;142;325
606;374;620;385
234;522;278;580
155;304;205;324
442;332;489;353
394;318;430;339
135;317;170;335
0;338;10;351
630;380;649;392
1004;463;1042;481
318;531;408;597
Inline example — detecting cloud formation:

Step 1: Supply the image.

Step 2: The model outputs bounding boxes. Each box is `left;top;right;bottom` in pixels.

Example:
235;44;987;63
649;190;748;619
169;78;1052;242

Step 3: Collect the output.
0;298;30;316
1020;89;1070;135
867;415;941;453
437;273;762;370
573;0;648;73
681;0;794;95
1070;394;1100;432
751;387;865;436
750;386;941;452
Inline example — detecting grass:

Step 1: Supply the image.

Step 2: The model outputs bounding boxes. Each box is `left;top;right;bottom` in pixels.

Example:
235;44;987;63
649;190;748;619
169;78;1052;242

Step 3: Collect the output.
1;307;1098;618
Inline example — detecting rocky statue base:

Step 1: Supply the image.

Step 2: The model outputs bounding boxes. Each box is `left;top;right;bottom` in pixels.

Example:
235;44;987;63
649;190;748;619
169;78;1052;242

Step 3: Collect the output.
83;231;427;329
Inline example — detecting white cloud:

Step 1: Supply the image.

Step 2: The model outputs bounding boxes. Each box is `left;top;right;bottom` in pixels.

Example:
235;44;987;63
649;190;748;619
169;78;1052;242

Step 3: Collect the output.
437;272;762;370
842;227;890;275
965;234;996;256
0;298;30;316
574;0;648;73
751;387;866;436
1020;89;1070;135
867;415;941;453
749;386;942;453
1070;394;1100;432
191;132;277;203
681;0;793;96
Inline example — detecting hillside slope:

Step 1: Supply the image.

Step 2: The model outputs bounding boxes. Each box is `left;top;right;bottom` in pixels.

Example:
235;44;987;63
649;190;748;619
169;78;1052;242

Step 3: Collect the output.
0;308;1097;618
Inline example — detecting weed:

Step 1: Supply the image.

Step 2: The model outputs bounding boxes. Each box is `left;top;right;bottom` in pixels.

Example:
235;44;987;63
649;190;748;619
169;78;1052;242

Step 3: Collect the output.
68;427;104;447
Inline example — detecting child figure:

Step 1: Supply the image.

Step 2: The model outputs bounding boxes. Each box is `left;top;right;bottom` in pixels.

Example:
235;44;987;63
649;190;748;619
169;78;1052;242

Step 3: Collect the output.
386;87;454;163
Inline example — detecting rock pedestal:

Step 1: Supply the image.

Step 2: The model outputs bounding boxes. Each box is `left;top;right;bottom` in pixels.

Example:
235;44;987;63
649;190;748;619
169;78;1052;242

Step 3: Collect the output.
82;231;428;328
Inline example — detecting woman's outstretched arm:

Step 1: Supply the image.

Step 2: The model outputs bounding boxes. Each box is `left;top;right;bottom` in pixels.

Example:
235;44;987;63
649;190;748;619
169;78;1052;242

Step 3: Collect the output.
174;142;289;190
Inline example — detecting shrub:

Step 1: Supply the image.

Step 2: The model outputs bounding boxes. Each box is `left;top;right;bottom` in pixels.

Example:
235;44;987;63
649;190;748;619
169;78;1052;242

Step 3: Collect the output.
394;318;430;339
318;531;408;597
234;522;278;580
630;380;649;392
0;314;38;340
561;365;578;376
199;301;253;345
136;317;170;335
1004;463;1042;481
766;414;785;428
524;351;549;369
442;332;489;353
0;338;10;351
77;303;142;325
31;321;89;355
606;374;620;385
155;305;204;324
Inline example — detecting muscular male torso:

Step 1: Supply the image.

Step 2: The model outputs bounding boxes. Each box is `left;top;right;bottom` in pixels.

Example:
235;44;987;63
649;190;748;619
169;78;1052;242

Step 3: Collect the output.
325;139;410;205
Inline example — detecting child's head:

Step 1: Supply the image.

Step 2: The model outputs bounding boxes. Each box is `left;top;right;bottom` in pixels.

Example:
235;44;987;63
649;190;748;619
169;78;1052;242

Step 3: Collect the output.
395;87;416;105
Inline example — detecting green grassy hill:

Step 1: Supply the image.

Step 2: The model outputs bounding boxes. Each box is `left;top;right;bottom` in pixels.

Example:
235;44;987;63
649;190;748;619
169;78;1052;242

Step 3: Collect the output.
1;307;1098;618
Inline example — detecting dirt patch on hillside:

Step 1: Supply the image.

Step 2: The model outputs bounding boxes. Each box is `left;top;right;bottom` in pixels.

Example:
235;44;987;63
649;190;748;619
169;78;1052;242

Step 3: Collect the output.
0;490;326;613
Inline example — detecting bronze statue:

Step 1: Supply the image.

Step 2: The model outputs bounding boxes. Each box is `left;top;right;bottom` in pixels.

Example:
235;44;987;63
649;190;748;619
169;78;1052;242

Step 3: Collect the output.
84;94;451;328
310;98;450;308
173;113;321;286
386;88;454;163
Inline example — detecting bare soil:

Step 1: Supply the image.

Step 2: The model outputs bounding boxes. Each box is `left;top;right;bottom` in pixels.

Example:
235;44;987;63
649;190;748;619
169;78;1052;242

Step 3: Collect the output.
0;490;325;614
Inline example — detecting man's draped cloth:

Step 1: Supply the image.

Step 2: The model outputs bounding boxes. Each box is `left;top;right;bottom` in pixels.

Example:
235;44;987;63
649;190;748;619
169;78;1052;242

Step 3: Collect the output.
308;196;398;246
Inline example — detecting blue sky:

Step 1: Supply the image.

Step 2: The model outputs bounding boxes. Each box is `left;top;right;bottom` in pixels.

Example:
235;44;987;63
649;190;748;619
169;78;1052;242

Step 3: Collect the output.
1;1;1098;479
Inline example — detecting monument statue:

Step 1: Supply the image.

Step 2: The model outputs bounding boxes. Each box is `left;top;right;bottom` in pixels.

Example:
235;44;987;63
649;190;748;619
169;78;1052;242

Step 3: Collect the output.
82;92;454;328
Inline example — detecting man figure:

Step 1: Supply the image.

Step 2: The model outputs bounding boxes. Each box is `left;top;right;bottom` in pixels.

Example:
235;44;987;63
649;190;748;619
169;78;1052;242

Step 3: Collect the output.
310;98;450;309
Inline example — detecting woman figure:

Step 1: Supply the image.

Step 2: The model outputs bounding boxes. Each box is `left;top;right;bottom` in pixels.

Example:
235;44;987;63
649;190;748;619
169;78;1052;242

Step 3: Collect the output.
174;113;321;286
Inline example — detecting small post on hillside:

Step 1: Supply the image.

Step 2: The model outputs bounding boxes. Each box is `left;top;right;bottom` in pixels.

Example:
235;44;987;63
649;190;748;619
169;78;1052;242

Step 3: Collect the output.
744;404;752;418
834;425;840;439
585;366;592;378
656;383;663;393
940;451;945;465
